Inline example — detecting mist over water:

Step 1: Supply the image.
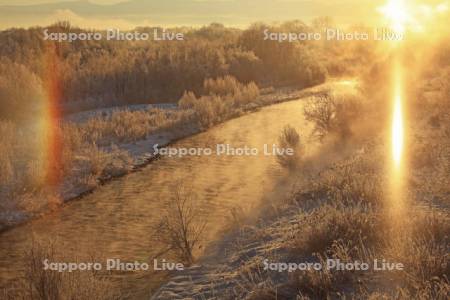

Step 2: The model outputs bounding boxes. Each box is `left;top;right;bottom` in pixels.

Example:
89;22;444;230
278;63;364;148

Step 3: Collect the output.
0;99;309;297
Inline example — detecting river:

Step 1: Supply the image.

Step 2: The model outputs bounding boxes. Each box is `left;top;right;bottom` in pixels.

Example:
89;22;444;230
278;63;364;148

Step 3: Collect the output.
0;82;355;298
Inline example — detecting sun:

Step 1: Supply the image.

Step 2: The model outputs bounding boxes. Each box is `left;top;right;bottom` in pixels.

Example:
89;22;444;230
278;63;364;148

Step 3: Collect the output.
378;0;409;34
378;0;447;34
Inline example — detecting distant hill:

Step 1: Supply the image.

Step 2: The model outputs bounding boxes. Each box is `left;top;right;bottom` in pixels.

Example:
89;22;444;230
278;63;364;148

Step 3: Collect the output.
0;0;377;29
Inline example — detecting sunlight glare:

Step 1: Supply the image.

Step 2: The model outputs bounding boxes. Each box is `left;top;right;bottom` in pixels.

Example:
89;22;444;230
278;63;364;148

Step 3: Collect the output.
379;0;408;34
392;91;404;167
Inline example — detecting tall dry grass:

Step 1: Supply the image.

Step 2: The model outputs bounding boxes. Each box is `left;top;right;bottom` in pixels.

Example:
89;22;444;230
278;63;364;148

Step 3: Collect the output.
0;121;15;188
254;122;448;299
79;108;192;145
2;239;120;300
290;204;383;257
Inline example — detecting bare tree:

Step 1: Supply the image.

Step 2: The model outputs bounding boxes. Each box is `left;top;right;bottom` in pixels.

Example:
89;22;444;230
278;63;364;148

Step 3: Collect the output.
154;185;207;265
303;93;336;141
304;93;363;141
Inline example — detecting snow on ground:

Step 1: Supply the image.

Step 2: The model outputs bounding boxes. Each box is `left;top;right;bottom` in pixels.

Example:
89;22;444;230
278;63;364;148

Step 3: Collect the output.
150;199;302;300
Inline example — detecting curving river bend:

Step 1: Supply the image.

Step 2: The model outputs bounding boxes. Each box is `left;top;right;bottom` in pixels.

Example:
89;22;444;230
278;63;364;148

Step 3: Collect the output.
0;83;354;298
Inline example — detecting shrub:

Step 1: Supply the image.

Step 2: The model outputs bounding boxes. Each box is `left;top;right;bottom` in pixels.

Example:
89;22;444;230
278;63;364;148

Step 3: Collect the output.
277;125;303;170
192;94;235;129
179;76;260;129
304;93;364;141
237;81;260;105
203;75;260;106
178;91;197;109
203;75;241;96
303;94;336;140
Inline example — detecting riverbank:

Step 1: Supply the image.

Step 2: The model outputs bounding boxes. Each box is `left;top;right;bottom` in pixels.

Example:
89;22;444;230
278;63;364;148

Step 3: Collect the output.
0;82;332;233
149;76;450;298
151;129;449;299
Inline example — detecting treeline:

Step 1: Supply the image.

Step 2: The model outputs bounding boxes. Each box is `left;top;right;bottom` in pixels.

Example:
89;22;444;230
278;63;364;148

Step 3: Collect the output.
0;21;372;121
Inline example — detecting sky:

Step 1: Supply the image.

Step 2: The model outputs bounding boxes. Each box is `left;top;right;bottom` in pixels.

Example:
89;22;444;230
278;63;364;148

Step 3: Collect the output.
0;0;122;3
0;0;447;29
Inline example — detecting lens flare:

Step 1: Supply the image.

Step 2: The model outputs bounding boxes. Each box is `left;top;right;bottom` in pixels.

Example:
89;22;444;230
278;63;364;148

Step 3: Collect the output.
41;43;63;187
392;92;404;167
